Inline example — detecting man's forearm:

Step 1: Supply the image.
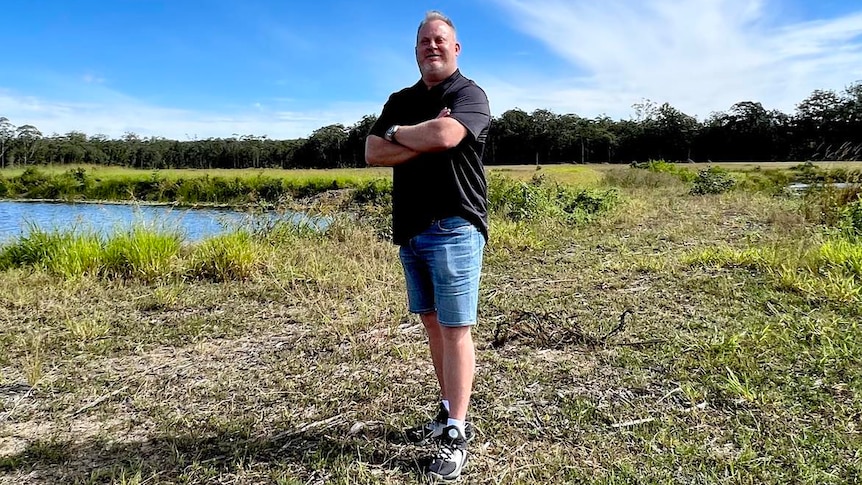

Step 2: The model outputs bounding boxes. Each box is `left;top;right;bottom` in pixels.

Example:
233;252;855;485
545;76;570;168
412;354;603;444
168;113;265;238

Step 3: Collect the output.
394;117;467;153
365;135;421;167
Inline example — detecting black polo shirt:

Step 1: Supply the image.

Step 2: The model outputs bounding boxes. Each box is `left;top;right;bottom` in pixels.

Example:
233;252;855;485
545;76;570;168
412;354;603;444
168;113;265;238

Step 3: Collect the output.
371;70;491;246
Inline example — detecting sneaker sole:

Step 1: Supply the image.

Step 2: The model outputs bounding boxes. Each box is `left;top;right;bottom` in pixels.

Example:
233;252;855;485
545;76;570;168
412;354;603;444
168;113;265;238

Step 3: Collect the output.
427;471;463;483
427;462;467;483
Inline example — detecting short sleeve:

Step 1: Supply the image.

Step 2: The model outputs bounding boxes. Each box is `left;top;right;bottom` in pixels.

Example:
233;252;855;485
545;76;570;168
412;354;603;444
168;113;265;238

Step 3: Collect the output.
369;94;400;138
448;84;491;141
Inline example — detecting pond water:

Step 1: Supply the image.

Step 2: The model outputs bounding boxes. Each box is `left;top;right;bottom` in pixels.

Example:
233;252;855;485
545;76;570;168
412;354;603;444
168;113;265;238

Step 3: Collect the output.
786;182;857;193
0;201;326;243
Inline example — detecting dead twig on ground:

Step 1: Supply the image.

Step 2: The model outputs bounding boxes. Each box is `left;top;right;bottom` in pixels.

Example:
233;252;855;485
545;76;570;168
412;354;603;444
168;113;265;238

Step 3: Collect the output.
72;386;129;416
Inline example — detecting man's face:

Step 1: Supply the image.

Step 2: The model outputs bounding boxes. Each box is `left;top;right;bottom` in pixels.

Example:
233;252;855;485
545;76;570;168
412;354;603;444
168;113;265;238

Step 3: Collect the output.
416;20;460;85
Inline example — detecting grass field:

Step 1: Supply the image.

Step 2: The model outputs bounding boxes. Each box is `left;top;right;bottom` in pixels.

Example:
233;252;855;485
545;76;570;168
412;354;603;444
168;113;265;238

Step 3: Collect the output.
1;161;860;199
1;164;860;484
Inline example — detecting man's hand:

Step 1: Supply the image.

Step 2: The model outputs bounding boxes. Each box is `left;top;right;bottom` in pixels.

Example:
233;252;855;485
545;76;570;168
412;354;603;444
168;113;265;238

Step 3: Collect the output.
364;106;464;167
394;109;467;153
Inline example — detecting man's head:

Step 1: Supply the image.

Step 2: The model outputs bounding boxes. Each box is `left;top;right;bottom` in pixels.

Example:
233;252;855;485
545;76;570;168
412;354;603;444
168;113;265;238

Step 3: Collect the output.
415;11;460;87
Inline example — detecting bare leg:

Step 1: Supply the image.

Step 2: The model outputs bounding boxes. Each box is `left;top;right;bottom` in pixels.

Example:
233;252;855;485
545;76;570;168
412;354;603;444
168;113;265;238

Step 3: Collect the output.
420;312;447;401
439;325;475;421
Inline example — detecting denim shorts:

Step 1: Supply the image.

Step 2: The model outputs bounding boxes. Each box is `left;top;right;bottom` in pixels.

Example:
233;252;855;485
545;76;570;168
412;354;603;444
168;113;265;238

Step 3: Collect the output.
399;216;485;327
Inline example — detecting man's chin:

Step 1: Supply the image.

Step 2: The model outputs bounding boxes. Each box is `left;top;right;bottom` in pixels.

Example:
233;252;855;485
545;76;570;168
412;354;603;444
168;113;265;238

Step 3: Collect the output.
421;65;451;79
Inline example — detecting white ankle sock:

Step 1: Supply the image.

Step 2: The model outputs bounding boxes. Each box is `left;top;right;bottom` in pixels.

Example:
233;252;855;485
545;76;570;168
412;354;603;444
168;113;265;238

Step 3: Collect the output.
446;418;466;436
441;400;450;413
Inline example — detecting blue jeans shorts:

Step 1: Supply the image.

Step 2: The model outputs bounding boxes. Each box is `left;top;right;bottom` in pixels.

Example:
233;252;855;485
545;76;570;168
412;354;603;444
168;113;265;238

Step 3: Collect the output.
399;216;485;327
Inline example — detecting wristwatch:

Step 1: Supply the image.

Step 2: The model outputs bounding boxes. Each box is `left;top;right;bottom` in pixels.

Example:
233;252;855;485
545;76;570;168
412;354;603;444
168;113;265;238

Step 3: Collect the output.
384;125;400;143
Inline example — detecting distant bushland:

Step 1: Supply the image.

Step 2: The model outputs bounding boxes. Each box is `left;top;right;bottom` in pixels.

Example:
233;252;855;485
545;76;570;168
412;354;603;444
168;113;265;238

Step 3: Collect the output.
1;81;861;171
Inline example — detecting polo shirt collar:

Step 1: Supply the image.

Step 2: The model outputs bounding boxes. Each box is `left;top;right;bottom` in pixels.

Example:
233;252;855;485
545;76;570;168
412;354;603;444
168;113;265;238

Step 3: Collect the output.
415;69;463;94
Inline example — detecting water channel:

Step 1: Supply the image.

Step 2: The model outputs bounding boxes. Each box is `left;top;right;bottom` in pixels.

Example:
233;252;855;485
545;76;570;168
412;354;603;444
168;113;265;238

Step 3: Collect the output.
0;201;324;243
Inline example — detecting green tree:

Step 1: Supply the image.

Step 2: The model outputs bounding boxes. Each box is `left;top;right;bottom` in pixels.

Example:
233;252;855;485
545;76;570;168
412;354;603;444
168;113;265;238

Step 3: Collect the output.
345;115;377;167
529;109;557;164
655;103;699;160
15;124;42;164
299;124;348;168
0;117;15;168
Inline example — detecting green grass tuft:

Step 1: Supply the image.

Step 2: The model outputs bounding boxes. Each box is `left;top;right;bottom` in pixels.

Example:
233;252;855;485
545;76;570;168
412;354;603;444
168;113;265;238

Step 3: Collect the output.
101;227;182;281
187;231;261;281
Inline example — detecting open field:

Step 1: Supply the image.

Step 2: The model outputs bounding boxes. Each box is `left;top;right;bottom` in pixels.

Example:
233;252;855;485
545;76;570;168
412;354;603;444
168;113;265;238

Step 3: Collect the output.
1;165;860;484
5;160;861;183
494;161;862;178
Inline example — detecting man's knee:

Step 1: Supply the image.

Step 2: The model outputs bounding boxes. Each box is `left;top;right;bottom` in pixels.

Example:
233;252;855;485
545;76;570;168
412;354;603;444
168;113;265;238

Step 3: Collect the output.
420;311;439;329
439;324;472;343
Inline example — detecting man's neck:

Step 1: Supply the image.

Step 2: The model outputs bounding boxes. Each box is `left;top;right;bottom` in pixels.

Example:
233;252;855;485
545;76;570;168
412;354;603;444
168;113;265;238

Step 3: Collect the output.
422;69;458;89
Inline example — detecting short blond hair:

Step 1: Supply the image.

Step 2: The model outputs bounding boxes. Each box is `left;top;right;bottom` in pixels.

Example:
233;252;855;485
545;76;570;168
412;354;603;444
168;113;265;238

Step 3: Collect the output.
417;10;456;40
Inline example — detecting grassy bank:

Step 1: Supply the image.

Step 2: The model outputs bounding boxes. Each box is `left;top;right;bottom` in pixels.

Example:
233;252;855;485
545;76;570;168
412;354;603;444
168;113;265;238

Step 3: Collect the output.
1;164;860;484
0;166;393;206
1;162;859;206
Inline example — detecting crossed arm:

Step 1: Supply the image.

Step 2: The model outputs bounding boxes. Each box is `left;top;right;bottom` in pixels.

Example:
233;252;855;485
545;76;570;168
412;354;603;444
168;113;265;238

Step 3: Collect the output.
365;109;468;167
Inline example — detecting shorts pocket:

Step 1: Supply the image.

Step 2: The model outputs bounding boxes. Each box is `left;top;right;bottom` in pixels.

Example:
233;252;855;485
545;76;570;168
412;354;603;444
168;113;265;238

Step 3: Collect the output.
437;216;473;233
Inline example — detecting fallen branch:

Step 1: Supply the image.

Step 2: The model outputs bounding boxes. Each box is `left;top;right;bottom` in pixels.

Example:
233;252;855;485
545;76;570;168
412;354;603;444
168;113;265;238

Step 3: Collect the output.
610;417;655;428
0;387;35;422
273;414;348;448
602;309;633;341
72;386;129;416
608;338;666;347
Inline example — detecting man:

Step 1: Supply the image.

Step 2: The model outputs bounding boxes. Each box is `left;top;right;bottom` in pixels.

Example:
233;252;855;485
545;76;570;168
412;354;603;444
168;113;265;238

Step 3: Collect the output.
365;10;491;483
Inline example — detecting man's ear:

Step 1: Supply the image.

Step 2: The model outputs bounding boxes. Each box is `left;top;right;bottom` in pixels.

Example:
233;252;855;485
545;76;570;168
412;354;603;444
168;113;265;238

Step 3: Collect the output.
455;41;461;57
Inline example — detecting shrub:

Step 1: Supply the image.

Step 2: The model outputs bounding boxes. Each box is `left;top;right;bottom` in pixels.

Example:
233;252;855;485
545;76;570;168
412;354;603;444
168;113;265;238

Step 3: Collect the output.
736;170;792;194
801;185;862;228
790;161;822;183
285;178;343;199
602;167;685;189
351;178;392;206
175;177;209;203
250;176;287;202
691;167;736;195
790;162;862;184
208;177;245;202
631;159;696;183
488;173;618;223
840;199;862;238
86;177;138;200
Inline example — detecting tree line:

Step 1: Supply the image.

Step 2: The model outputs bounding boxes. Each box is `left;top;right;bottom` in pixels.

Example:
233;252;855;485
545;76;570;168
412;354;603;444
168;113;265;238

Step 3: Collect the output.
1;82;860;169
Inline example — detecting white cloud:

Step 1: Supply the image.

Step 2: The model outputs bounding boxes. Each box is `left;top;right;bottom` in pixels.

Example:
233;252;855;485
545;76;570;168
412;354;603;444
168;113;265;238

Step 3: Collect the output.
0;89;379;140
485;0;862;119
82;73;106;85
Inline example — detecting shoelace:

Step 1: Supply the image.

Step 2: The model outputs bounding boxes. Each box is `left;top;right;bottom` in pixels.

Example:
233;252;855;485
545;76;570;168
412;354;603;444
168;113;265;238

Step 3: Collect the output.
437;444;457;460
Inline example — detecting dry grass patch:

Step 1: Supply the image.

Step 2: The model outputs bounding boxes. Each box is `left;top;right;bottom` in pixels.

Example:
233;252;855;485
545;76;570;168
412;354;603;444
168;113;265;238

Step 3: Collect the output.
2;182;861;484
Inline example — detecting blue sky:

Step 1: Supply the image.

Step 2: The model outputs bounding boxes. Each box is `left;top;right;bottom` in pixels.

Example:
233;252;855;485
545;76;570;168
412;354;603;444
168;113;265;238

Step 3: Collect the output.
2;0;861;140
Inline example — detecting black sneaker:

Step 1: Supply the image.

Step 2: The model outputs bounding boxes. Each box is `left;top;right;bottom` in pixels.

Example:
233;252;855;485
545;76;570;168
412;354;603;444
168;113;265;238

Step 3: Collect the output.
404;403;475;444
427;425;468;482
